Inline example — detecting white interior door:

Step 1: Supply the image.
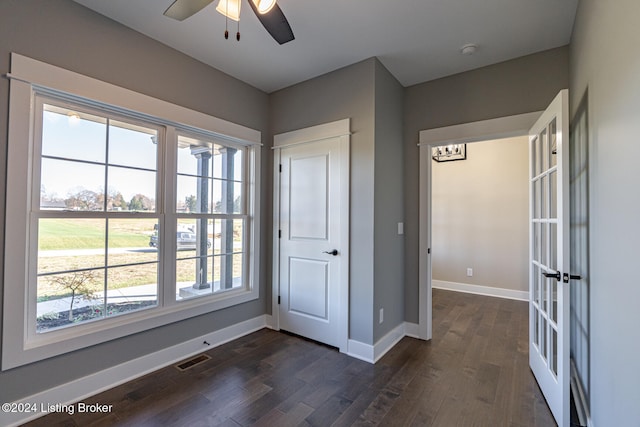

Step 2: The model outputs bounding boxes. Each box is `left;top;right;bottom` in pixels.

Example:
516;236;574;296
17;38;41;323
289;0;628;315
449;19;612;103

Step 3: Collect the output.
274;121;349;350
529;89;570;427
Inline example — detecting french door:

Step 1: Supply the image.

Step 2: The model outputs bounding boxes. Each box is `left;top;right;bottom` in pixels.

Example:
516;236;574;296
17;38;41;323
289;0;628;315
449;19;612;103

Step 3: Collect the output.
529;89;570;427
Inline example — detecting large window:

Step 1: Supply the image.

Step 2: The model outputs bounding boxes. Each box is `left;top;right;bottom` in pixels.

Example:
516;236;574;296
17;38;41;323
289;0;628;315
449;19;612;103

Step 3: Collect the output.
174;134;247;300
36;99;161;332
3;53;261;369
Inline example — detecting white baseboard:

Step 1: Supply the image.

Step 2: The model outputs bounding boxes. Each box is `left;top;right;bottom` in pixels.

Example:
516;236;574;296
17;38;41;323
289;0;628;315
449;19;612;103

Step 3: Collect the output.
1;315;270;427
347;322;421;363
404;322;420;339
433;280;529;301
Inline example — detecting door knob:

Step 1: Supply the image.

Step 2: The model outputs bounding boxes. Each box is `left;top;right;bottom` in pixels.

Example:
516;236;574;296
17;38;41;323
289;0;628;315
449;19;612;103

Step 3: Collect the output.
323;249;338;256
563;273;582;283
542;270;561;281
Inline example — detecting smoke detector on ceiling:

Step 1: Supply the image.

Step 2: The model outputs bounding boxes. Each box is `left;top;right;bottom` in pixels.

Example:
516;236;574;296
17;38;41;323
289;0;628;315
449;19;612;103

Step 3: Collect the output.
460;44;479;55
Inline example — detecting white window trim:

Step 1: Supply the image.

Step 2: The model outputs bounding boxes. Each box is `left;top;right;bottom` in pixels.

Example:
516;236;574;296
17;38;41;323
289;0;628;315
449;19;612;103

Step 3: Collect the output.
2;53;262;370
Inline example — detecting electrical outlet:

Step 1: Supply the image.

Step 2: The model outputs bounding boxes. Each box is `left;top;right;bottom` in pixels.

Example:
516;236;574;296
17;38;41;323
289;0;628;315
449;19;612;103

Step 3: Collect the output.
397;222;404;235
379;308;384;324
467;268;473;277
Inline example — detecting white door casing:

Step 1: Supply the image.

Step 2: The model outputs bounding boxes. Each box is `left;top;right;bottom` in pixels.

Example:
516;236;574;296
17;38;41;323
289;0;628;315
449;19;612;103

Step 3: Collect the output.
528;89;570;427
272;119;350;352
418;111;543;342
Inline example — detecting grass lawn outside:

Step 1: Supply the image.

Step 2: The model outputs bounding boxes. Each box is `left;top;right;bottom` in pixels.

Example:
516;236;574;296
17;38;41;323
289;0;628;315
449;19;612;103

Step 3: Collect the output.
37;218;244;299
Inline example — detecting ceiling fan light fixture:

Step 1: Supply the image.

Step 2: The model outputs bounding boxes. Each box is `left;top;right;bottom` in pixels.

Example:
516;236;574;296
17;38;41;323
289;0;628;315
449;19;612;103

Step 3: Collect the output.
252;0;276;14
216;0;241;21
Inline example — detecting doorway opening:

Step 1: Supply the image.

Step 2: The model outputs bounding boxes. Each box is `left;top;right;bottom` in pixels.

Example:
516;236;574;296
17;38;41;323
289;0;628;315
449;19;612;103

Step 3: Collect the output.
417;111;541;340
431;136;529;301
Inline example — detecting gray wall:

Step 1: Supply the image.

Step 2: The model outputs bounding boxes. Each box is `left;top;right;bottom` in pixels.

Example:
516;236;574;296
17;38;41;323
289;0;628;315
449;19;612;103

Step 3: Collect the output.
570;0;640;423
403;46;570;322
373;61;405;341
270;58;405;345
270;58;377;344
0;0;269;402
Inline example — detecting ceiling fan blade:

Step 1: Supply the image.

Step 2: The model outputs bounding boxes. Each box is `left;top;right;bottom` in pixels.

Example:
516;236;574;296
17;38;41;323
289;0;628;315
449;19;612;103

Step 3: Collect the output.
248;1;295;45
164;0;215;21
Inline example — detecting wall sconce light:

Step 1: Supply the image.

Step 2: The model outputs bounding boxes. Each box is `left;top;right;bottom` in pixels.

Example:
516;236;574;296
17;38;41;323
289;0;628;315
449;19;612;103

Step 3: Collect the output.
432;144;467;162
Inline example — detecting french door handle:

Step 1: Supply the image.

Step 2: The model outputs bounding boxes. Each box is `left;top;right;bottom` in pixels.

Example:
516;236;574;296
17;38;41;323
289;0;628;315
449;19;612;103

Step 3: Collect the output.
563;273;582;283
542;270;561;281
323;249;339;256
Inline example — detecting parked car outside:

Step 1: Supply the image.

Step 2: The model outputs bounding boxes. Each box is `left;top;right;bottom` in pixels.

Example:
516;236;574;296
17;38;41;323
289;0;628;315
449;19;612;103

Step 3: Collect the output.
149;231;212;250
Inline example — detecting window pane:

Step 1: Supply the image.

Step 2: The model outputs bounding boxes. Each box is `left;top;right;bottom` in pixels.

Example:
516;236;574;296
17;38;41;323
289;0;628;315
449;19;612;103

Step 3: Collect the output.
108;166;156;212
177;138;211;176
176;136;245;215
212;180;243;214
106;265;158;317
41;158;105;211
176;175;211;213
107;219;159;266
37;269;105;333
108;120;158;170
212;219;244;255
212;146;243;180
176;258;214;300
38;218;106;275
42;105;106;164
175;218;214;259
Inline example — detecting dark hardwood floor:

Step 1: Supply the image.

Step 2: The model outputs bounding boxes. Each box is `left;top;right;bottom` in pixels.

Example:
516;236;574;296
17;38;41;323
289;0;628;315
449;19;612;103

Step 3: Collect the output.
25;289;556;426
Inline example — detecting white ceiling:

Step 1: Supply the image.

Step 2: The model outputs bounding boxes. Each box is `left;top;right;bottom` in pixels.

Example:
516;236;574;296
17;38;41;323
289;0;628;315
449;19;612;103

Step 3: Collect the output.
73;0;579;93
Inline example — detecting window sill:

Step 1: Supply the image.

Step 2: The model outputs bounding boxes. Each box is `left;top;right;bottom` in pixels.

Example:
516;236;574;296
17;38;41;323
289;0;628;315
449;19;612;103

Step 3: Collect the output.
4;286;259;369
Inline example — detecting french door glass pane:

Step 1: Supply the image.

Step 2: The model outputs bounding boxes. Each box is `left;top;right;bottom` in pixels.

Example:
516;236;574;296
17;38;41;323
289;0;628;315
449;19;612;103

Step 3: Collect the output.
533;179;540;219
534;307;540;347
542;317;548;361
549;223;558;271
543;277;549;315
550;119;558;168
551;327;558;376
533;265;540;306
549;170;558;219
541;175;548;218
551;280;558;324
534;223;540;262
534;136;542;176
541;129;548;172
541;223;548;267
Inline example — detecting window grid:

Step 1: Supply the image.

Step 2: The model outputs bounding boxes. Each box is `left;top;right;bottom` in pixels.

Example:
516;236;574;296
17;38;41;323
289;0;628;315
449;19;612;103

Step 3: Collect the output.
31;95;252;334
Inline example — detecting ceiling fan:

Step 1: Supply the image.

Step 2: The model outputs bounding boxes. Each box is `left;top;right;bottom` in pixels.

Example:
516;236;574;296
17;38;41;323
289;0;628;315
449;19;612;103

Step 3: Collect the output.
164;0;294;44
